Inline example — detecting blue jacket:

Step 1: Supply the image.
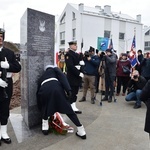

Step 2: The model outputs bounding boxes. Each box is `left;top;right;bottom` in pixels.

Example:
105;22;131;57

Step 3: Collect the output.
83;55;100;76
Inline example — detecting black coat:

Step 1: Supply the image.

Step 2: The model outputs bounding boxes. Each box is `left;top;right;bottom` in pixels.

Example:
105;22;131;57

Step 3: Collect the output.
0;47;21;73
140;80;150;133
65;50;82;86
36;67;74;119
0;47;21;101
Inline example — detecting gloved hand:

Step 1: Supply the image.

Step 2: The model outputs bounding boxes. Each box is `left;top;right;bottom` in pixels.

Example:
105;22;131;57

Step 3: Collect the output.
67;91;72;99
0;78;8;88
79;72;84;78
79;60;85;66
75;65;81;70
1;57;9;69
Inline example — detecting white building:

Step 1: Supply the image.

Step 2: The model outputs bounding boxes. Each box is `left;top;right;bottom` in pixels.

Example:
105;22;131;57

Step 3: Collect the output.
55;3;144;56
143;26;150;53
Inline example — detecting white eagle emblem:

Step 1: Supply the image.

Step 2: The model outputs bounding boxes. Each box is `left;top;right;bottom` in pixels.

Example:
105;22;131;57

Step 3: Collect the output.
39;20;45;32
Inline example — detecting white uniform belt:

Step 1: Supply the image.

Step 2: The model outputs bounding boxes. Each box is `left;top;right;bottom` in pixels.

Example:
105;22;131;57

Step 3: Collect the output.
41;78;58;85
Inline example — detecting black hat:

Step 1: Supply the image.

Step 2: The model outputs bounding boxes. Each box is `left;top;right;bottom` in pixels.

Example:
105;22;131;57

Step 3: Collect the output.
89;46;95;52
122;53;128;57
68;40;77;45
0;28;5;40
105;49;112;53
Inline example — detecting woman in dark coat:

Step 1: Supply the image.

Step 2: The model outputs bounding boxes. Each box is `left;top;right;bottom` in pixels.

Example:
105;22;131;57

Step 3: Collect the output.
140;79;150;139
36;65;86;139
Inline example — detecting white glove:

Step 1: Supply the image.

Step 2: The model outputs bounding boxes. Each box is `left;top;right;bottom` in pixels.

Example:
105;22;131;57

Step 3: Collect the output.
79;60;85;66
79;73;84;78
0;78;8;88
75;65;81;70
1;57;9;69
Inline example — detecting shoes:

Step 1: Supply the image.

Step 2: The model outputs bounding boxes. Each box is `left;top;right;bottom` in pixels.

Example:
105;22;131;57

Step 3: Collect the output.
74;110;82;114
133;104;141;109
79;97;86;102
116;93;119;96
108;97;112;103
1;138;11;144
101;97;108;101
91;98;95;104
76;125;86;140
122;93;125;96
71;103;82;114
42;119;49;135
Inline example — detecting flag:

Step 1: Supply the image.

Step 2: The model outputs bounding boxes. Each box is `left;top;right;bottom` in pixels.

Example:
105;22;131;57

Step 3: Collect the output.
97;37;109;51
129;35;138;67
108;38;113;50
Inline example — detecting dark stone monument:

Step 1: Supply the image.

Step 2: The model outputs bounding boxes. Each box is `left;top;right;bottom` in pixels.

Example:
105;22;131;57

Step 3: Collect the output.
20;8;55;128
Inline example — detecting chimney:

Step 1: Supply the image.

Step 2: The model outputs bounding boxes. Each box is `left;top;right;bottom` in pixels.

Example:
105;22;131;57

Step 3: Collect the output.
79;3;84;12
136;14;141;23
104;5;111;14
95;5;101;10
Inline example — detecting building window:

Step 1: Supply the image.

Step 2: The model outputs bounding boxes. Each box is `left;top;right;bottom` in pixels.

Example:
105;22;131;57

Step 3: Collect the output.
119;33;125;40
145;30;150;36
104;30;110;38
145;41;150;47
72;29;76;40
60;13;66;24
60;32;65;45
72;12;76;20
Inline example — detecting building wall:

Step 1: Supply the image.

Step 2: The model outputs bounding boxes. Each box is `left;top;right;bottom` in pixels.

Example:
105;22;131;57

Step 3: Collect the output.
55;3;144;57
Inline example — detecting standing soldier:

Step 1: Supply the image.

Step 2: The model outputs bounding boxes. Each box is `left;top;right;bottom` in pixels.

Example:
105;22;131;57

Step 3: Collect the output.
65;41;84;114
0;28;21;145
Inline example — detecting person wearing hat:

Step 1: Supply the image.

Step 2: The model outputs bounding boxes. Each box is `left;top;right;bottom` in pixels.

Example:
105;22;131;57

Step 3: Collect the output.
0;28;21;145
101;48;117;102
116;53;131;96
65;40;84;114
125;70;147;109
36;65;86;139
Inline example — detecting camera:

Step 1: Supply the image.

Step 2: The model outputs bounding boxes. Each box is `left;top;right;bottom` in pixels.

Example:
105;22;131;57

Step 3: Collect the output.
133;75;138;79
84;51;90;57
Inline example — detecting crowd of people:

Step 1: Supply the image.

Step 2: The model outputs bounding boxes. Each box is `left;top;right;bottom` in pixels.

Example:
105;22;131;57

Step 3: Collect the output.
57;41;150;140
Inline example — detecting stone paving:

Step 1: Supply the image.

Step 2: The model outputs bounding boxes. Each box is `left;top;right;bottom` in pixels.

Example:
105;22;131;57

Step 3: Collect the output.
2;91;150;150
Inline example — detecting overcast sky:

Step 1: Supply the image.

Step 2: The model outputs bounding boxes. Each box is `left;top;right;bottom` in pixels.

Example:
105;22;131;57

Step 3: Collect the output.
0;0;149;43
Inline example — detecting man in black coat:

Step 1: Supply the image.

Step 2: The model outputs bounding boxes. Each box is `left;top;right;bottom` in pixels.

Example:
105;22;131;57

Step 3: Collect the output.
65;41;84;114
0;28;21;145
125;70;147;109
140;80;150;140
36;65;86;139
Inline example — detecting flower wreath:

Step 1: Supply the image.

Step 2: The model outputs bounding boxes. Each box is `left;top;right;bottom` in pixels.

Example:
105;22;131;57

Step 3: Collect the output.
48;112;74;135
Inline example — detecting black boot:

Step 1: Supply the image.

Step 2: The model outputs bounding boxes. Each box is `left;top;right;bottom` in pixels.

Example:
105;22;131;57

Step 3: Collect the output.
101;96;108;101
91;98;95;104
108;97;112;103
79;97;86;102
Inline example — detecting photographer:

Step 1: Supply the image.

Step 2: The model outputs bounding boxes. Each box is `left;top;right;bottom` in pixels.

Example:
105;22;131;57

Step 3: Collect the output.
79;47;100;104
125;70;147;109
101;49;117;102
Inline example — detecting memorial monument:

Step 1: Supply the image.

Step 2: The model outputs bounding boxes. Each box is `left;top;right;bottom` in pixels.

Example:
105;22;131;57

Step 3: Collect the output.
20;8;55;128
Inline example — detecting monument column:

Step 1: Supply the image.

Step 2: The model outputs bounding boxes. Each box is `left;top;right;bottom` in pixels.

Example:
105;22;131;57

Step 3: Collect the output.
20;8;55;128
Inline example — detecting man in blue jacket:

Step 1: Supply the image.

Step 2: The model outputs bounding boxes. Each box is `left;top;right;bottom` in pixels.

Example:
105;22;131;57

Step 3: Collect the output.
79;47;100;104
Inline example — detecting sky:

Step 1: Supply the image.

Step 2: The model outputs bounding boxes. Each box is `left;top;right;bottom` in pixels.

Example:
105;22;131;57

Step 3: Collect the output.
0;0;149;43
